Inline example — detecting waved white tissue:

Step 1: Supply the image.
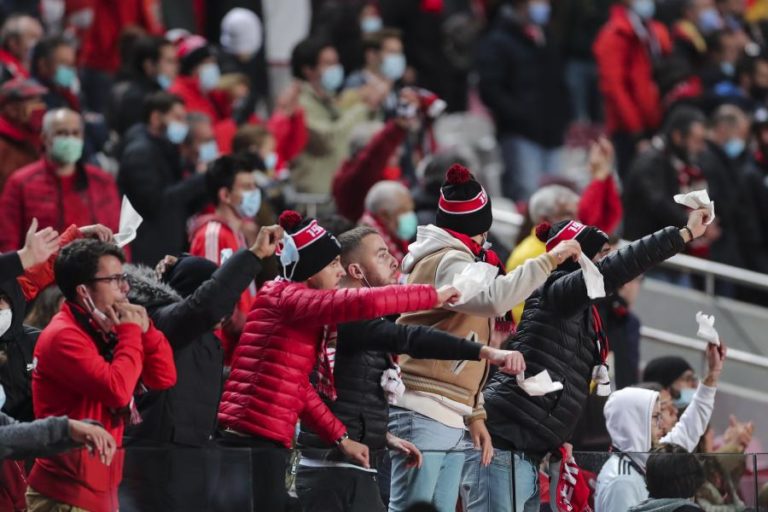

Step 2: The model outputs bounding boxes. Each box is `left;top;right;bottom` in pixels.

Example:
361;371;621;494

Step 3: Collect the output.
578;252;605;299
113;196;143;248
696;311;720;346
516;370;563;396
673;189;715;225
451;261;499;305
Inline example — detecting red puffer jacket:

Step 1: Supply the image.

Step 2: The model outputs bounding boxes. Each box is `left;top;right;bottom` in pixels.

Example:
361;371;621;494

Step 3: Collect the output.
218;280;438;448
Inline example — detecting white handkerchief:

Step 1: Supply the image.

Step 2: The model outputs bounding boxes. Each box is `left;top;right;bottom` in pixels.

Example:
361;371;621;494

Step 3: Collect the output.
380;365;405;405
578;252;605;299
673;189;715;225
113;196;143;248
696;311;720;346
516;370;563;397
451;261;499;305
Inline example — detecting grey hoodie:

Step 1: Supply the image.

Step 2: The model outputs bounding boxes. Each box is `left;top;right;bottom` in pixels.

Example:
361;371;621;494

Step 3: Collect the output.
0;411;75;460
629;498;701;512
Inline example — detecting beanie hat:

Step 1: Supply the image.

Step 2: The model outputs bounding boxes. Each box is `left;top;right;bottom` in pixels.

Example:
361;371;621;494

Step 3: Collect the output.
177;35;215;76
435;164;492;236
642;356;693;388
163;254;218;298
277;210;341;282
535;219;608;270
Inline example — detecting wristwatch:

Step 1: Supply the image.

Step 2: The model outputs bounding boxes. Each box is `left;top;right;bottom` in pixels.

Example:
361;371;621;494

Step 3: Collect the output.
334;433;349;446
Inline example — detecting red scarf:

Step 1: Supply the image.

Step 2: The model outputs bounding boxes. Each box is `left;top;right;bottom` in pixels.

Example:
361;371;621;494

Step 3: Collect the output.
360;211;409;263
317;326;337;401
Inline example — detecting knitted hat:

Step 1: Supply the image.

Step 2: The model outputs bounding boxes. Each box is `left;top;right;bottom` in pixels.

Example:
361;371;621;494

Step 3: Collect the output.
0;78;47;106
177;35;215;75
277;210;341;282
642;356;693;388
163;254;218;298
435;164;492;236
536;220;609;270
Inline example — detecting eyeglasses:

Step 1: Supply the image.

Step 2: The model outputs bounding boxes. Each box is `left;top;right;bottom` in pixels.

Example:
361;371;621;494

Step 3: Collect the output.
88;273;129;287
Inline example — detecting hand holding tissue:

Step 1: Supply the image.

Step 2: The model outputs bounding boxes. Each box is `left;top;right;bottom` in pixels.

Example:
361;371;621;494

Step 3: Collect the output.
516;370;563;396
578;252;605;299
113;196;143;248
674;189;715;225
451;261;499;305
696;311;720;346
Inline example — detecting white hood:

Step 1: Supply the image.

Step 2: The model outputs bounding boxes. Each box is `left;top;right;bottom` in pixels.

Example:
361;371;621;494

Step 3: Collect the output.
401;224;472;274
605;387;659;454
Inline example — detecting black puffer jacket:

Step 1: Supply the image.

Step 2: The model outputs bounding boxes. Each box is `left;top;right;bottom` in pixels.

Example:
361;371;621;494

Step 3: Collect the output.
124;249;262;447
484;227;685;454
298;316;482;461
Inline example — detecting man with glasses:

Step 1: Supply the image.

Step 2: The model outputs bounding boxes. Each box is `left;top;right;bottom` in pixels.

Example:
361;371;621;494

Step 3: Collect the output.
26;239;177;512
595;343;726;512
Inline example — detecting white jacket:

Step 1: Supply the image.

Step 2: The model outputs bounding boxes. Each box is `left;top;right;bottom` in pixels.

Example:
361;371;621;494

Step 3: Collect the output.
595;384;717;512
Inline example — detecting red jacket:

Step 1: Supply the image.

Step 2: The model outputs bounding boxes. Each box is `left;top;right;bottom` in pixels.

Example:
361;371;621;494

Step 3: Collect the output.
0;49;28;80
593;5;671;136
218;280;437;448
29;303;176;512
170;76;223;123
0;115;40;192
577;175;623;235
332;120;407;222
0;159;120;252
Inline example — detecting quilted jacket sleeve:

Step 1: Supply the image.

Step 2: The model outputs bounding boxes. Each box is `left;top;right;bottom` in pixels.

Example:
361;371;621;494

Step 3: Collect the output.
298;380;346;444
280;284;437;327
543;227;685;316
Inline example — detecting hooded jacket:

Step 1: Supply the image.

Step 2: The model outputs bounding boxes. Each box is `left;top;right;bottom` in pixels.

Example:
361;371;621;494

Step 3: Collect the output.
397;224;554;426
483;227;686;454
595;384;716;512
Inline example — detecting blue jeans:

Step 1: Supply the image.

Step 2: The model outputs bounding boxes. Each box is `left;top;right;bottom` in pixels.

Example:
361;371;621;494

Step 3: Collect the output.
461;450;555;512
387;407;476;512
499;135;563;201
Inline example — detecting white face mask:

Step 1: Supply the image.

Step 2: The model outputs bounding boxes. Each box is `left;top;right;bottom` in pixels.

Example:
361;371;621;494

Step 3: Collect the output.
0;309;12;337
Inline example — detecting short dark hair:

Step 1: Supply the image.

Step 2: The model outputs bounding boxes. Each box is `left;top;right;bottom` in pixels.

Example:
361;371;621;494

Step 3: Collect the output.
662;105;707;139
31;36;72;76
129;35;171;79
205;154;253;204
232;124;270;154
143;91;183;123
362;27;403;52
55;239;126;301
338;226;379;264
291;38;332;80
646;444;705;499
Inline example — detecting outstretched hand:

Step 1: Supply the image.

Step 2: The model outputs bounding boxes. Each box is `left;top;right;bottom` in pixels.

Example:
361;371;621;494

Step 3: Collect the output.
18;218;60;269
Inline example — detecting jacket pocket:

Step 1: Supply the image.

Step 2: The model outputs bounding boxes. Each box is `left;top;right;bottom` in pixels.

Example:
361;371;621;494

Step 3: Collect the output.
451;360;468;374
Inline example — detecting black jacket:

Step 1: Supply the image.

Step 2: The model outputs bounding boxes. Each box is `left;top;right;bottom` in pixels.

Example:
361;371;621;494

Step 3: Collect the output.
298;316;482;460
124;249;262;447
108;76;162;136
736;160;768;274
117;124;206;266
623;147;690;241
483;227;686;454
475;6;570;147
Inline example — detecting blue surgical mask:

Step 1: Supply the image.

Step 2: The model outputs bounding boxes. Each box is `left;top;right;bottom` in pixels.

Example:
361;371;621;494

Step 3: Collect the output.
723;138;745;159
528;1;551;26
198;140;219;164
321;64;344;93
279;234;300;281
54;65;77;89
381;53;406;81
698;7;723;34
157;73;172;90
198;62;221;92
674;387;696;408
166;120;189;144
632;0;656;20
361;16;383;33
237;188;262;218
264;152;278;171
396;211;418;241
720;61;735;77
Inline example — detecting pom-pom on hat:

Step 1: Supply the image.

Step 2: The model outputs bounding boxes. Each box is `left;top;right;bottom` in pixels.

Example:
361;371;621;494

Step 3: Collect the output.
435;163;492;236
276;210;341;282
536;219;609;269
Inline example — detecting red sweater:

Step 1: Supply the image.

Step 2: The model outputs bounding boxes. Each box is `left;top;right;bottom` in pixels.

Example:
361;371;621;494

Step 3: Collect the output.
218;280;437;447
29;303;176;512
0;159;120;252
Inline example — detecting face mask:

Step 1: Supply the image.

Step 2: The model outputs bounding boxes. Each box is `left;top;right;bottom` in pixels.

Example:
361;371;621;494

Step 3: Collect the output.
237;189;262;218
396;211;418;241
0;309;11;337
674;387;696;408
198;62;221;92
279;233;300;281
698;7;723;33
632;0;656;20
51;135;84;164
0;384;5;410
198;140;219;164
321;64;344;93
54;65;77;89
264;152;278;171
723;138;745;159
361;16;383;33
720;61;735;77
528;1;551;26
157;73;172;90
166;120;189;144
381;53;406;81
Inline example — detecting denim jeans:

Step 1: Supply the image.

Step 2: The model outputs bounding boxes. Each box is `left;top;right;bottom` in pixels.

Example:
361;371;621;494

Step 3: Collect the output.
460;450;553;512
499;135;563;201
387;407;475;512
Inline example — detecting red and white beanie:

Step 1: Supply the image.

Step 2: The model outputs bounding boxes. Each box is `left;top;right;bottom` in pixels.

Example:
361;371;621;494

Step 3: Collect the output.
276;211;341;282
435;164;493;236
